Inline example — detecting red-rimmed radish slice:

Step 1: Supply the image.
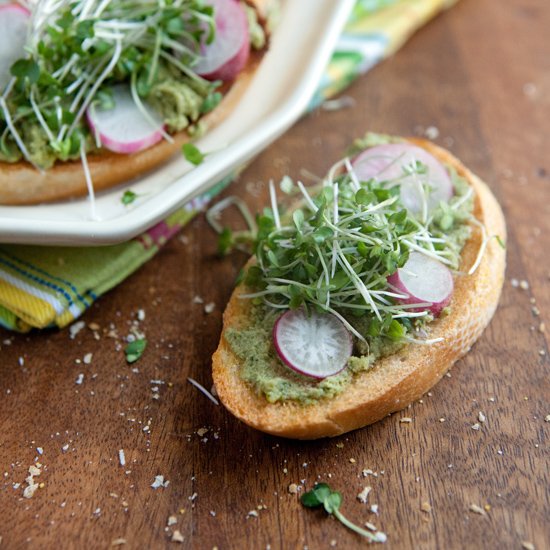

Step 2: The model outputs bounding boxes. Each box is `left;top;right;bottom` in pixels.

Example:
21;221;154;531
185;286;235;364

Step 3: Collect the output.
387;251;453;316
273;309;352;379
194;0;250;82
352;143;453;214
86;85;165;154
0;3;30;90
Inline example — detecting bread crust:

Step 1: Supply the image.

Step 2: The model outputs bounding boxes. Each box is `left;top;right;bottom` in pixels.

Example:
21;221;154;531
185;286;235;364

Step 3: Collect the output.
212;139;507;439
0;0;270;205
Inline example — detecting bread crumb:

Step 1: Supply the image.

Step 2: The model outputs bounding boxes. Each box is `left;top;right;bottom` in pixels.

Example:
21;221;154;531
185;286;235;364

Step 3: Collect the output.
151;475;169;489
197;428;209;437
471;423;481;431
167;515;177;526
83;353;93;364
478;411;486;423
425;126;440;140
421;501;432;513
357;486;371;503
204;302;216;314
439;418;446;423
468;503;487;516
171;530;184;543
521;542;535;550
349;458;356;464
545;415;550;422
247;510;259;519
111;539;127;547
539;322;546;333
336;442;344;448
288;483;299;494
399;417;413;424
519;280;529;290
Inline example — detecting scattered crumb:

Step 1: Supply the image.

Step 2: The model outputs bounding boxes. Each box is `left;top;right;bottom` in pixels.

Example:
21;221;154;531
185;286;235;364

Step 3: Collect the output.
111;539;127;547
247;510;259;519
439;418;446;423
151;475;169;489
521;542;535;550
357;486;371;504
167;515;177;526
197;428;209;437
171;530;184;543
421;501;432;513
519;280;529;290
478;412;486;423
83;353;93;364
336;442;344;449
468;503;487;516
204;302;216;314
69;321;86;339
118;449;126;467
349;458;356;464
23;464;42;499
75;373;84;385
370;504;379;514
399;417;413;424
544;415;550;422
424;126;439;140
288;483;299;494
471;423;481;431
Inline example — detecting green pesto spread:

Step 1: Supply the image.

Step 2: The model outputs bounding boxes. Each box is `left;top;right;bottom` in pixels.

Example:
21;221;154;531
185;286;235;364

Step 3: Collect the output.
226;134;474;405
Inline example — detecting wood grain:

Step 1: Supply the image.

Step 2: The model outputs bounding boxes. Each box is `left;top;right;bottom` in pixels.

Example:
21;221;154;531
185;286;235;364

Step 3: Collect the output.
1;1;548;548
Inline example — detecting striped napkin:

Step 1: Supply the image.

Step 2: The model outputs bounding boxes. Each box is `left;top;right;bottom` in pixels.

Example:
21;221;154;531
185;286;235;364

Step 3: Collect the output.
0;0;458;332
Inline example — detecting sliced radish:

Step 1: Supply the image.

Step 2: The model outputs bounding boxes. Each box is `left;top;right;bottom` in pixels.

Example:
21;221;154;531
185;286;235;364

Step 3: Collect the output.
387;251;453;316
86;85;165;154
352;143;453;214
0;3;30;90
193;0;250;81
273;309;353;379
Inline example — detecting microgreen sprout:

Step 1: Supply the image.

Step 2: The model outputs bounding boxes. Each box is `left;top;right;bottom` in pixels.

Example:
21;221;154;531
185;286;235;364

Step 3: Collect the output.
125;338;147;363
182;142;205;166
121;189;139;205
241;158;471;342
301;483;386;543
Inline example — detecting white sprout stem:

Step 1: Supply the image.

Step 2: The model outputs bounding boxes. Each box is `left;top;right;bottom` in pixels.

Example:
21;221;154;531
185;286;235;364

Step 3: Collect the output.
0;97;39;169
334;242;381;321
66;39;123;137
206;196;257;235
130;73;173;143
344;157;361;192
187;378;219;406
269;180;281;230
467;218;489;275
314;243;330;287
325;157;348;187
332;182;339;224
297;180;318;212
451;186;474;210
80;143;99;221
403;335;444;345
401;239;454;266
29;90;55;143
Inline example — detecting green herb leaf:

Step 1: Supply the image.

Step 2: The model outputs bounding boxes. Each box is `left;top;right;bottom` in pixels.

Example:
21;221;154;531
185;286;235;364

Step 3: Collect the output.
218;227;233;256
323;491;342;514
125;339;147;363
10;59;40;84
182;143;205;166
121;190;139;205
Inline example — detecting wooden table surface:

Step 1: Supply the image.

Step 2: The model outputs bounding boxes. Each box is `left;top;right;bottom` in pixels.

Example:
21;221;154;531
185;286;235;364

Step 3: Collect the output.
1;1;548;548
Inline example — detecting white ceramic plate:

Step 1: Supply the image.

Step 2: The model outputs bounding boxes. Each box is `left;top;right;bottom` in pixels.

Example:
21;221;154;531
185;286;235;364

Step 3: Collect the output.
0;0;354;246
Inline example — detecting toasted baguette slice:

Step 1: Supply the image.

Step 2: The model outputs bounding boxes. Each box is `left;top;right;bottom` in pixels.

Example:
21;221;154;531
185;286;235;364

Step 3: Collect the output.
0;0;273;205
212;139;506;439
